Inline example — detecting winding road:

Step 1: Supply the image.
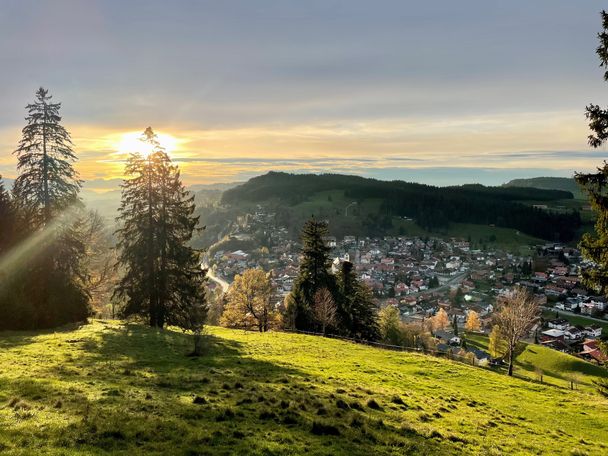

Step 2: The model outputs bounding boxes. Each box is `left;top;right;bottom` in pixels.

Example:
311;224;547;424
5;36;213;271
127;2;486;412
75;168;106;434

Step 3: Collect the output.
202;262;230;292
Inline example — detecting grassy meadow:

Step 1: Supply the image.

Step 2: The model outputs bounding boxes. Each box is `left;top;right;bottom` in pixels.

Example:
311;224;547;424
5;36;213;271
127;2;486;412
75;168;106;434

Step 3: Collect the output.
1;321;607;455
466;333;608;390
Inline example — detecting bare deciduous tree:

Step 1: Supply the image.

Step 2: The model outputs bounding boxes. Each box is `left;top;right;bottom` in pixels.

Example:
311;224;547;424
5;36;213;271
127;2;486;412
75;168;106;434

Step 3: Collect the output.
79;211;119;317
494;287;540;376
313;287;336;335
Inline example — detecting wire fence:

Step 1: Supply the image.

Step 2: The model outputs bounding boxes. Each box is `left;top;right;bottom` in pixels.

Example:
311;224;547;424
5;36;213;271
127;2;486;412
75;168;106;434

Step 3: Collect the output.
282;328;483;367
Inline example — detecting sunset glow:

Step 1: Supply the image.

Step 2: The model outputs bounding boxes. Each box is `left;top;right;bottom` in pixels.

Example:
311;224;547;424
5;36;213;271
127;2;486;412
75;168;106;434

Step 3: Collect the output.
116;131;178;157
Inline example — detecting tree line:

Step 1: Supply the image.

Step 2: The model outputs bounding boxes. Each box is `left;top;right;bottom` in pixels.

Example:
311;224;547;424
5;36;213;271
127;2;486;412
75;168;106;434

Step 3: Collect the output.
221;171;581;241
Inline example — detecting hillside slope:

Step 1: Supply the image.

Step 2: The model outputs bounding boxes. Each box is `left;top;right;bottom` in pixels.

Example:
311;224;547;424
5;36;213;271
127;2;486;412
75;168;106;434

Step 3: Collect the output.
1;321;607;455
467;333;608;390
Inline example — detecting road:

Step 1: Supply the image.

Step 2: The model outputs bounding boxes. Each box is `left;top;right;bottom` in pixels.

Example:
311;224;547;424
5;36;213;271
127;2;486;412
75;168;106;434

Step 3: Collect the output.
201;262;230;292
408;272;468;297
541;306;608;325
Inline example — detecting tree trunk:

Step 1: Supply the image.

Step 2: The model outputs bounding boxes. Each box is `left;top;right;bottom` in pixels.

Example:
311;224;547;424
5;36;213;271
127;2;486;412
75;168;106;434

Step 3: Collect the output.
158;169;167;329
193;333;202;356
507;348;514;376
147;156;157;327
42;103;50;225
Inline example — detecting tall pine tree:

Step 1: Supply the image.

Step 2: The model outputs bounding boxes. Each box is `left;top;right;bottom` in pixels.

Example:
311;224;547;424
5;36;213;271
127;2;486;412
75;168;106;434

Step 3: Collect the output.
575;11;608;394
0;177;14;255
288;217;335;330
114;127;207;329
13;88;81;226
337;261;379;340
576;11;608;294
5;88;89;329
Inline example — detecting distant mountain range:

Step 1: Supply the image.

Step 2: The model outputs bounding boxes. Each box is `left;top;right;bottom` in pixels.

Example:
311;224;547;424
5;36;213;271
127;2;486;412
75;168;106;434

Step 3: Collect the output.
503;177;584;199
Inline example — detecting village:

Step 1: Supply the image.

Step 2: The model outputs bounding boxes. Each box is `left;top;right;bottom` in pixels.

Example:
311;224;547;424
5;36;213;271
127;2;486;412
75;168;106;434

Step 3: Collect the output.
208;207;607;366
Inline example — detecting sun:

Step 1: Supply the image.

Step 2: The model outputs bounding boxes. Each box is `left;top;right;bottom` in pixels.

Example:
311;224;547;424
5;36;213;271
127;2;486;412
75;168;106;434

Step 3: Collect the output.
117;131;178;157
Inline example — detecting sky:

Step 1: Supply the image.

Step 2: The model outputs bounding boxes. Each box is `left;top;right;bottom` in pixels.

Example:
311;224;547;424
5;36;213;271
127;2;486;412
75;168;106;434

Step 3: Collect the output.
1;0;608;190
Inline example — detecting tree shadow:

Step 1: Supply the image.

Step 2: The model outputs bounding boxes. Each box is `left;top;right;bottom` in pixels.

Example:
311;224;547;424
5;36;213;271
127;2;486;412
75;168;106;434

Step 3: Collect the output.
0;321;86;350
0;321;480;455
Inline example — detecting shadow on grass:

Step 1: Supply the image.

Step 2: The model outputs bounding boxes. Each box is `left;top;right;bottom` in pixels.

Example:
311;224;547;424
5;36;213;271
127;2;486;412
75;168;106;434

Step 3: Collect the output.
0;321;87;350
0;321;466;455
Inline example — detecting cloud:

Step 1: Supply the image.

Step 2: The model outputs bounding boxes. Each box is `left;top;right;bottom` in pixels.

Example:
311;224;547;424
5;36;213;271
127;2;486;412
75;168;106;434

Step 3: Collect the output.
1;1;606;188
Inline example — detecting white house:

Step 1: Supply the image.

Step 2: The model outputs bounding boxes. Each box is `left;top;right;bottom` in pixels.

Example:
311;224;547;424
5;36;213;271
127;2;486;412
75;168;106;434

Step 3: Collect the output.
564;326;583;341
584;325;603;338
547;319;570;331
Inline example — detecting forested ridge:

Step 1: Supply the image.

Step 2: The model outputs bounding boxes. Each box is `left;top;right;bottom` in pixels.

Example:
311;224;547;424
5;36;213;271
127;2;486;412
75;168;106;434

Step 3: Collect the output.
222;172;581;241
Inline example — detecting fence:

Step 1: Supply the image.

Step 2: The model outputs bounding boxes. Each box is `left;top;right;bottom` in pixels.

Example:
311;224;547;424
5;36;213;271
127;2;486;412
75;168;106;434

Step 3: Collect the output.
282;328;482;367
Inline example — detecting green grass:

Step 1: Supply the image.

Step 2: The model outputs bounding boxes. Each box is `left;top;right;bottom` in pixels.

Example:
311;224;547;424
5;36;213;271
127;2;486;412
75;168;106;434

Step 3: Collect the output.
466;333;608;390
1;321;607;455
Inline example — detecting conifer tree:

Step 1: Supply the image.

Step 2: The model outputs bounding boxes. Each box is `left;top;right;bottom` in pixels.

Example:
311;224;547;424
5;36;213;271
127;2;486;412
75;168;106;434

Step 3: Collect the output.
114;127;207;329
13;88;81;226
576;10;608;293
288;217;335;330
337;261;379;340
6;88;89;329
0;177;14;254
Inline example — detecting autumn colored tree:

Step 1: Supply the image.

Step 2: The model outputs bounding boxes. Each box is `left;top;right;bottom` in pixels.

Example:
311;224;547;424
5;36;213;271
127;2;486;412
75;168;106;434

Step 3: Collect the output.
465;310;482;332
488;325;507;359
313;287;336;335
221;268;276;332
431;308;450;332
494;288;540;376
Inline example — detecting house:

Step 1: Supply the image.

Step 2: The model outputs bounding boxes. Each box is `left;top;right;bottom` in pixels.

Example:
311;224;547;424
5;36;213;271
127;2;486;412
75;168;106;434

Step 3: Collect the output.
564;326;583;341
394;282;409;296
578;339;608;365
541;329;565;342
467;347;490;366
584;325;603;338
322;236;337;248
547;319;570;331
580;302;599;315
226;250;249;261
541;339;570;353
449;336;461;346
434;330;454;342
534;272;548;282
